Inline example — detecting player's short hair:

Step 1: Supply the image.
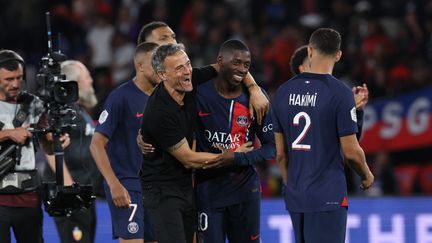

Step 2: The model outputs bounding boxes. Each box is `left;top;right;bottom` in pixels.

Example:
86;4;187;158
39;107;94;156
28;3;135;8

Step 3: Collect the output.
151;43;185;72
135;42;159;58
137;21;169;45
290;45;308;75
218;39;249;55
0;49;24;71
309;28;341;56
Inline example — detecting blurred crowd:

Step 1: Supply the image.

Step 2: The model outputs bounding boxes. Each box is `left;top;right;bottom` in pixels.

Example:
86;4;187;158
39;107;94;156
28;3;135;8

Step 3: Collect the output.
1;0;432;197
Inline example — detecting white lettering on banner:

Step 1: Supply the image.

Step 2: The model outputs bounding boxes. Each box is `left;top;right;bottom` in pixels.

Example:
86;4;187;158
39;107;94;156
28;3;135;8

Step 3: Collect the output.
268;215;294;243
363;106;377;131
346;215;361;243
363;97;431;141
266;213;432;243
369;214;405;243
407;98;430;135
380;102;403;139
416;214;432;243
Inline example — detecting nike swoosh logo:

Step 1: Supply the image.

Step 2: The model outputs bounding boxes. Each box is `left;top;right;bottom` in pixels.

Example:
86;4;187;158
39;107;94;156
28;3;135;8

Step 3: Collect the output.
136;112;143;118
198;111;211;117
250;234;260;240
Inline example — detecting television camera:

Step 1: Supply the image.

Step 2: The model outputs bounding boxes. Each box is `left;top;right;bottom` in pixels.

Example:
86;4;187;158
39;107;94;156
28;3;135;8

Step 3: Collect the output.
35;12;95;217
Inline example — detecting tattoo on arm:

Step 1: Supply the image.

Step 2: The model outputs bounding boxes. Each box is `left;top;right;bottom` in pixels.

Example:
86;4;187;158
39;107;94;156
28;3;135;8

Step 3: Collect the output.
167;138;187;152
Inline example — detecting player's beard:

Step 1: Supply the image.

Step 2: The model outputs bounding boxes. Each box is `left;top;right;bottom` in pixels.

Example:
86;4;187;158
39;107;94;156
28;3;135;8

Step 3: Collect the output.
79;87;98;109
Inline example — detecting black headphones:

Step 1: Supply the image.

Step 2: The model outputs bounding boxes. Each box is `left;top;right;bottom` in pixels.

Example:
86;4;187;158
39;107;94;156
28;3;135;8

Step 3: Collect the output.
0;50;26;82
0;49;25;66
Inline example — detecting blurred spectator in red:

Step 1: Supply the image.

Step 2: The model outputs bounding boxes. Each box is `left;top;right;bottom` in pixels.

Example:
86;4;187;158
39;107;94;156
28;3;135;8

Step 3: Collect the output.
263;25;302;86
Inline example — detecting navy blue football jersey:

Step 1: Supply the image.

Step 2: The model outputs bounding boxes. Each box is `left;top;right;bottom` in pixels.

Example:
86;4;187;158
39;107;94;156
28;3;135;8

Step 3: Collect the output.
95;80;148;191
272;73;358;212
195;80;275;208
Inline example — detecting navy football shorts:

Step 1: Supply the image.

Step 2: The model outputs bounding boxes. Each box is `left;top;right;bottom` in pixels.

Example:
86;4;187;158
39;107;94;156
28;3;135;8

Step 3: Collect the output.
197;198;260;243
104;186;156;241
289;206;347;243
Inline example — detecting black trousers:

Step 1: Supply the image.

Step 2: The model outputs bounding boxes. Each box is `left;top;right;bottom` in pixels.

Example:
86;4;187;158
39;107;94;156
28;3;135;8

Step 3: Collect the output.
0;205;43;243
142;184;196;243
54;204;97;243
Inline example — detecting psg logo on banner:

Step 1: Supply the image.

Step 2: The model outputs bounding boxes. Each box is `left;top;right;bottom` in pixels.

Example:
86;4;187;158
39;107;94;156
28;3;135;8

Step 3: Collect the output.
236;115;249;126
360;86;432;153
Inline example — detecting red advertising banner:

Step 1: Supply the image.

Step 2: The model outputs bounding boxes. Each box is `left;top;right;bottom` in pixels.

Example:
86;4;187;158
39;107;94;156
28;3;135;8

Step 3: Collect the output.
360;87;432;154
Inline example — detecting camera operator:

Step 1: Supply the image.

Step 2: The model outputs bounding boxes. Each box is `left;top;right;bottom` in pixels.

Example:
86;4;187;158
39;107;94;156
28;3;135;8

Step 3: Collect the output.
43;60;100;243
0;49;70;243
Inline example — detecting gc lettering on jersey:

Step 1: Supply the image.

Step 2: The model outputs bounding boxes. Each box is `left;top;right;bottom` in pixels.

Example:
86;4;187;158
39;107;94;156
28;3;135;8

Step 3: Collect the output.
288;93;317;107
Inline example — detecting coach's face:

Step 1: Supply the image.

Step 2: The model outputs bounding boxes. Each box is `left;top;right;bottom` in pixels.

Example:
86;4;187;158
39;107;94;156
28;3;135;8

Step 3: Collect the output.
220;50;251;87
0;65;23;102
162;50;193;92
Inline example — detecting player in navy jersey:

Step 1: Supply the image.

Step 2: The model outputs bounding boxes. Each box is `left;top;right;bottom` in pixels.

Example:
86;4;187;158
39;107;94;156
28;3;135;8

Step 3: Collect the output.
90;42;159;243
193;39;275;242
136;21;270;156
290;45;369;140
272;28;374;243
136;21;269;125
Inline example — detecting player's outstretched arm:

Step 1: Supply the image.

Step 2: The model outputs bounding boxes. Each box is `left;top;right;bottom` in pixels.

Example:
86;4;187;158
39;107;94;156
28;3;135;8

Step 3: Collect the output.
275;132;288;185
244;72;269;125
167;138;220;169
90;132;131;208
340;134;374;190
234;117;275;166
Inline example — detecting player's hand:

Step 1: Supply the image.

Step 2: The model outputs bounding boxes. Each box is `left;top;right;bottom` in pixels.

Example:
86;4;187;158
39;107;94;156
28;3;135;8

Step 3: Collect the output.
8;125;32;144
353;83;369;111
137;129;154;154
234;141;254;153
203;150;235;169
360;171;374;190
110;181;131;209
248;85;269;125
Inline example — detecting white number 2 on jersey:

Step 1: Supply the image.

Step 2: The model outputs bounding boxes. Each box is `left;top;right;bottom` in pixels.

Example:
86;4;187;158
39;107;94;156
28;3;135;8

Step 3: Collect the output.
292;112;311;150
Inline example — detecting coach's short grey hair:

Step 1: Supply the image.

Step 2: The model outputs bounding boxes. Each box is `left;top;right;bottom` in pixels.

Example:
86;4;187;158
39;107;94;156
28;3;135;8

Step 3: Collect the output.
151;43;185;73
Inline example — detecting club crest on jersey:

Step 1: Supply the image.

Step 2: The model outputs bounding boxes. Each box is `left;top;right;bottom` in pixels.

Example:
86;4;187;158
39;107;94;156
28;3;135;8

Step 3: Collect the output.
236;115;249;126
127;222;139;234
